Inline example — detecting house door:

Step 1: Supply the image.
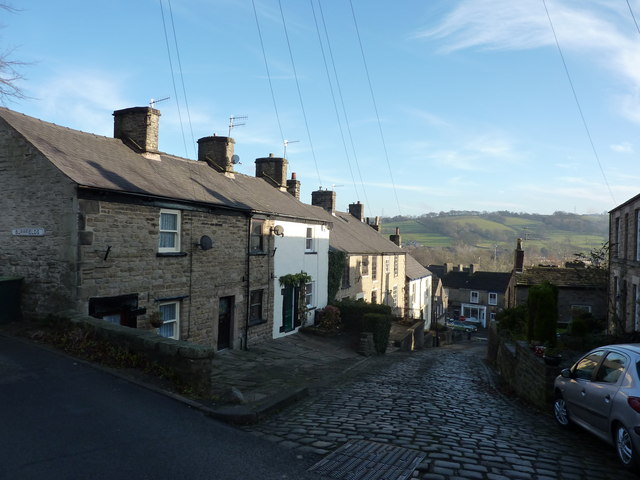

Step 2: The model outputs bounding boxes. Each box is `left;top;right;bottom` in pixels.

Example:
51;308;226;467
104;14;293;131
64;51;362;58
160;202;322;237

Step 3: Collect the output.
281;286;300;333
218;296;234;350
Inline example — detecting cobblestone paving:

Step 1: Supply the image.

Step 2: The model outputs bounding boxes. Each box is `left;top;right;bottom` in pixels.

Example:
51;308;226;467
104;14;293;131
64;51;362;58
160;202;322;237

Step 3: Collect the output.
244;342;638;480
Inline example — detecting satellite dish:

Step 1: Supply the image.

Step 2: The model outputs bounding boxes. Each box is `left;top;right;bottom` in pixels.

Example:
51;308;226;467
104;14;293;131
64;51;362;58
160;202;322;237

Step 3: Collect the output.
272;225;284;237
198;235;213;251
231;154;241;165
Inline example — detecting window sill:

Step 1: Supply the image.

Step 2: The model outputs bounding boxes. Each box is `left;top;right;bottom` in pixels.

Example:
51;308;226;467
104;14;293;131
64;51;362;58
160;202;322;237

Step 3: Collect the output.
249;251;267;256
157;252;188;257
305;251;317;255
248;318;267;327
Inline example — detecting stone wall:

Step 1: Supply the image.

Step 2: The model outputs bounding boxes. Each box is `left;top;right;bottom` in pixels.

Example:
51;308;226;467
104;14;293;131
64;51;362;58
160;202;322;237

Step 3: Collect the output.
63;310;215;396
488;325;561;409
0;122;79;317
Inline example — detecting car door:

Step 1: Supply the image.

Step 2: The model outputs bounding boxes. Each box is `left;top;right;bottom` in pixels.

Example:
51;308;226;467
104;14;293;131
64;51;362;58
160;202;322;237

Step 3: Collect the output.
563;349;606;427
582;350;628;437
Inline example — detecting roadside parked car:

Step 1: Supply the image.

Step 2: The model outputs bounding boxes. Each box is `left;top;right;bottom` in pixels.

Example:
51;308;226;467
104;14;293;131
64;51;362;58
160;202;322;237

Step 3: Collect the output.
447;320;477;333
552;344;640;470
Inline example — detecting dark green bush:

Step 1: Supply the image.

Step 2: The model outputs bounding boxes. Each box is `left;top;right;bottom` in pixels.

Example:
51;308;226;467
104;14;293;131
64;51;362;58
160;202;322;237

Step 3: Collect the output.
332;298;391;332
362;313;392;354
496;305;527;337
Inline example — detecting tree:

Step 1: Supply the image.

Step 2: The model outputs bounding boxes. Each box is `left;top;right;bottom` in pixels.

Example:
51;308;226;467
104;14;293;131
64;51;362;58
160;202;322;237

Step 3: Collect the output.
0;4;26;102
527;282;558;346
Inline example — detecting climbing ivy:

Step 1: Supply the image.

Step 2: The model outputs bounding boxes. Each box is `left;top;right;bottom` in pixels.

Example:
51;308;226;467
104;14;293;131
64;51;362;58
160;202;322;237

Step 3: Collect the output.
328;250;347;301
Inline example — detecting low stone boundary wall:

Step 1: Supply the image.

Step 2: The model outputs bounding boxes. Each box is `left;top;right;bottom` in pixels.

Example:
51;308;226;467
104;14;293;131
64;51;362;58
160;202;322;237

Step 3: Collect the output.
488;324;561;409
60;310;215;396
391;320;425;351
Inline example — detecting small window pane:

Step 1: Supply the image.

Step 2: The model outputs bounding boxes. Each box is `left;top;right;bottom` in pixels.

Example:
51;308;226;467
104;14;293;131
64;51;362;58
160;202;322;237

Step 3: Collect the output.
161;212;177;230
596;352;627;384
574;350;605;380
159;232;176;248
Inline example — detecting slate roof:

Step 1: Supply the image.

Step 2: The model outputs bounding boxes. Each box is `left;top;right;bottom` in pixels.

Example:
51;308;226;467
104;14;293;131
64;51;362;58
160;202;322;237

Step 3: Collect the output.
441;271;512;293
405;255;432;280
0;107;328;223
325;211;405;255
514;266;606;288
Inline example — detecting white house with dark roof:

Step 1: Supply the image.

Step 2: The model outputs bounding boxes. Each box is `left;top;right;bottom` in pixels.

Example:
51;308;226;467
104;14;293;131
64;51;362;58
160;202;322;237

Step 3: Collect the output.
310;190;406;316
0;106;330;350
405;254;433;328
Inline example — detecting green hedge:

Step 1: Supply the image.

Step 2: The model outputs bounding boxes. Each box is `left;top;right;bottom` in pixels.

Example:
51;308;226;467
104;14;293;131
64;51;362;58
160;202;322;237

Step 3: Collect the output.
332;298;391;333
362;313;392;354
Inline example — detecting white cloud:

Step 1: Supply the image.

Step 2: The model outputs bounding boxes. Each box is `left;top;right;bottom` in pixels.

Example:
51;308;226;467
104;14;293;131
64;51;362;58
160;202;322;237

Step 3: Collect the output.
610;141;634;153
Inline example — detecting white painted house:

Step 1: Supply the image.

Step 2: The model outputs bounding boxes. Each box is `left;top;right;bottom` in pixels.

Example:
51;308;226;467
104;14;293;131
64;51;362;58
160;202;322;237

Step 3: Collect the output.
405;255;433;329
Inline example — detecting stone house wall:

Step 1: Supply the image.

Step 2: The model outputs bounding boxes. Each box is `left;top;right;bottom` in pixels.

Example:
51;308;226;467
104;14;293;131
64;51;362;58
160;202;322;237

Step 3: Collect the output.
0;122;79;317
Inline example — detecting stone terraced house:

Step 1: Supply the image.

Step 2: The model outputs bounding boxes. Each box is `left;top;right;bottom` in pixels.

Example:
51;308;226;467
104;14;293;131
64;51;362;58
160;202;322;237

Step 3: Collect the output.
609;195;640;332
310;192;407;316
0;106;331;350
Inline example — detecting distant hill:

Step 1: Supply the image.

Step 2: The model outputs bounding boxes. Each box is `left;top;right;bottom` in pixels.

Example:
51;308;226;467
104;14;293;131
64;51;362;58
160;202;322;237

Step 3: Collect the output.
380;211;609;270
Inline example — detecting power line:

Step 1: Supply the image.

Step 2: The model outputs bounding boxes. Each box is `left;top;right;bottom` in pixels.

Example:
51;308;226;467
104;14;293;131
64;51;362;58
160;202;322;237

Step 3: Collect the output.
159;0;189;158
251;0;285;145
278;0;322;187
349;0;402;217
167;0;195;158
626;0;640;36
542;0;615;205
309;0;361;201
316;0;370;208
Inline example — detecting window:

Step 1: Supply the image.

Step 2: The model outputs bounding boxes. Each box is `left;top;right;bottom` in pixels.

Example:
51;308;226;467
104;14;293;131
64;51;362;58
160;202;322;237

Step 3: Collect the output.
385;258;390;274
470;291;479;304
362;256;369;276
158;301;179;340
305;227;314;251
159;209;180;252
249;290;264;325
305;282;314;307
490;312;496;321
371;290;377;304
393;255;399;277
596;351;627;384
574;350;604;380
488;293;497;305
250;219;265;253
571;305;592;315
372;256;378;280
341;260;350;288
392;285;398;306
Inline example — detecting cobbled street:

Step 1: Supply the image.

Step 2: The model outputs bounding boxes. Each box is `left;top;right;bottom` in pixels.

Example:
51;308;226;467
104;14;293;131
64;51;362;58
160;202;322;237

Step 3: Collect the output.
244;341;638;480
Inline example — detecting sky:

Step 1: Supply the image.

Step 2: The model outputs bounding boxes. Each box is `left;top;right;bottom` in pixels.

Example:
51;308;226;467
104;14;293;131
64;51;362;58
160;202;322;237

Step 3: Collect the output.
3;0;640;217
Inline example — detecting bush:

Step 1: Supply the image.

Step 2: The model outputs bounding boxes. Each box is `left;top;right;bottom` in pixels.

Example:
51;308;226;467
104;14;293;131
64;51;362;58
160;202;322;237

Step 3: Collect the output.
496;305;527;337
316;305;342;332
332;298;391;332
527;282;558;347
362;313;392;354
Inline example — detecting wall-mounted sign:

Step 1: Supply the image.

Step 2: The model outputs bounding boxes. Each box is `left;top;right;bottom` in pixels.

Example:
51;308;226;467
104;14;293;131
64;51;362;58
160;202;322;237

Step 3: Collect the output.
12;228;45;237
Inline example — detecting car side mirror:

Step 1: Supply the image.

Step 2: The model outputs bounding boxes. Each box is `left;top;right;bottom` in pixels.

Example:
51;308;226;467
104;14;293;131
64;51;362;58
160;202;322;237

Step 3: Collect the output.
560;368;572;379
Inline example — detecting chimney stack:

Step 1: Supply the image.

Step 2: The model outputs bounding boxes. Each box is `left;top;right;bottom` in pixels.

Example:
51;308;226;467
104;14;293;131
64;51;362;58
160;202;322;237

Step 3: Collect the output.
287;172;301;200
366;216;380;231
390;227;401;246
197;135;235;176
514;238;525;273
113;107;160;153
311;189;336;214
255;154;288;191
348;201;365;222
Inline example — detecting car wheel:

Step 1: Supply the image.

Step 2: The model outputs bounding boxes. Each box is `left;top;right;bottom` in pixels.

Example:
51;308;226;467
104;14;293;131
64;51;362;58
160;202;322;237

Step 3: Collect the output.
553;394;570;427
614;423;639;470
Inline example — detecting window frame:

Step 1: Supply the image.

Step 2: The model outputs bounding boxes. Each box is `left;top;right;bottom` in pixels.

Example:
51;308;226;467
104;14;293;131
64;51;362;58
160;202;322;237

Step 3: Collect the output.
249;289;264;326
305;227;314;252
159;209;181;253
250;219;265;254
305;281;314;308
362;256;369;276
371;256;378;280
488;292;498;305
393;255;399;277
636;210;640;261
470;291;479;304
158;301;180;340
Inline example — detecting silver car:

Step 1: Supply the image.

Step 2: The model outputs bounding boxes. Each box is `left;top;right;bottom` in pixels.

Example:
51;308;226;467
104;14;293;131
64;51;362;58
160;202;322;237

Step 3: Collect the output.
553;344;640;470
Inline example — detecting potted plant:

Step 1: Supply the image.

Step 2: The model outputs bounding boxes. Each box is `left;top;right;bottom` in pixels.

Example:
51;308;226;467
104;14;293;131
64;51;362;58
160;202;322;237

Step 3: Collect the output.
149;311;163;328
543;346;563;366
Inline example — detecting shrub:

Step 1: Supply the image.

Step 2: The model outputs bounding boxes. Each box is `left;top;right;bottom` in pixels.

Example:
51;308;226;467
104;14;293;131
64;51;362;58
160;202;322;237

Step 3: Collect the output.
316;305;342;332
332;298;391;332
362;313;392;354
527;282;558;347
496;305;527;337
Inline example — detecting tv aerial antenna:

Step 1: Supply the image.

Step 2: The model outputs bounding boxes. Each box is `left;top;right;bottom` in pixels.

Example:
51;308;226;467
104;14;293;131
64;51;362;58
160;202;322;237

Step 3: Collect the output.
149;97;170;108
228;115;247;137
283;139;299;158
